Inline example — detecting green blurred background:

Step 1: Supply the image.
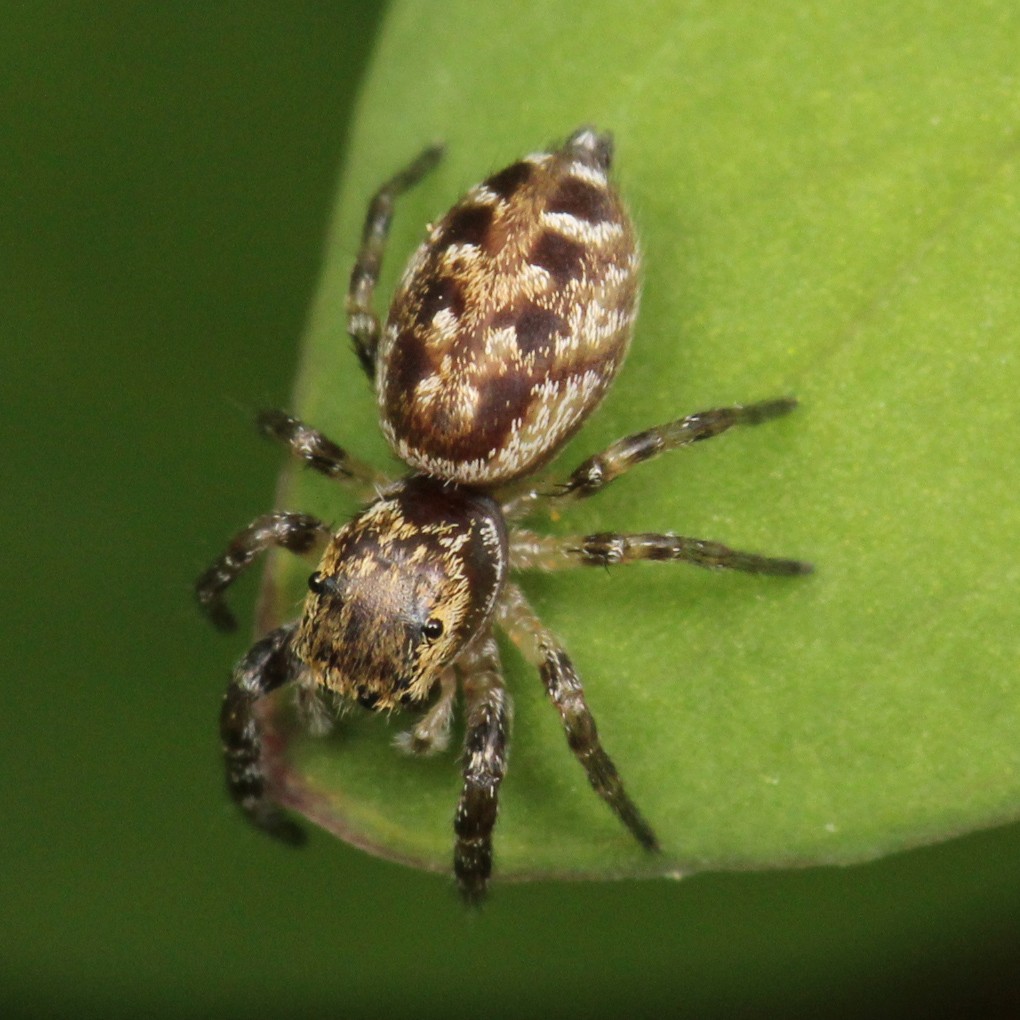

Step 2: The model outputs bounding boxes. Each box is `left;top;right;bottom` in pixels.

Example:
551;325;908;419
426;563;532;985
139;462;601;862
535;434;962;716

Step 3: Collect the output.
3;3;1020;1016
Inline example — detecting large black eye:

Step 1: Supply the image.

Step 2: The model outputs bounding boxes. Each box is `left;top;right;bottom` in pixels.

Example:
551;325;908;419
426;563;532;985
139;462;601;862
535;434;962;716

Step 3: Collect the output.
422;618;444;641
308;571;329;595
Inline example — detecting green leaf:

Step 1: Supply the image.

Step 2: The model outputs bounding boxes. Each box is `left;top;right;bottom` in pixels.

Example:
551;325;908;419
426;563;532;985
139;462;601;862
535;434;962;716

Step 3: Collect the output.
259;0;1020;881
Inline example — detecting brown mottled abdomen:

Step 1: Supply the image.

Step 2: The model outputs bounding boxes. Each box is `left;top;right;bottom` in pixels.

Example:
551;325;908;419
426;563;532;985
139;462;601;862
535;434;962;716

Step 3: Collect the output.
376;128;641;488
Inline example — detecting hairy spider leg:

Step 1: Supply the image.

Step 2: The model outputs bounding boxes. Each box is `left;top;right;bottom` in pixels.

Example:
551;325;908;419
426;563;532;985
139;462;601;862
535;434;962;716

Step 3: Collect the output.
195;512;331;632
348;143;445;379
497;583;659;853
256;409;391;495
503;397;800;520
509;529;812;575
393;667;458;757
220;624;306;846
453;632;511;905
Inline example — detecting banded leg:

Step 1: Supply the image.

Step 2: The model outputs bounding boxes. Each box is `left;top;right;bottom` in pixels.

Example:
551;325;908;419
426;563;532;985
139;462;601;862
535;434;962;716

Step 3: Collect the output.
511;530;813;575
503;397;798;520
348;143;444;379
256;409;390;494
195;511;331;632
220;624;305;845
454;633;511;906
393;667;457;757
497;583;659;853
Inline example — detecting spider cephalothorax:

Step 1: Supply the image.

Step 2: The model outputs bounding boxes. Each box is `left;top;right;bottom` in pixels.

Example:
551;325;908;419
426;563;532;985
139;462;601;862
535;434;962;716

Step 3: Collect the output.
296;476;507;712
196;127;811;903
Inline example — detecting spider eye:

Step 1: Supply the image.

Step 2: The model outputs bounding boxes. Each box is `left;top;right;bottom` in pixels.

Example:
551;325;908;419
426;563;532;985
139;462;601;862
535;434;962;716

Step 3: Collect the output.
422;618;444;641
308;571;328;595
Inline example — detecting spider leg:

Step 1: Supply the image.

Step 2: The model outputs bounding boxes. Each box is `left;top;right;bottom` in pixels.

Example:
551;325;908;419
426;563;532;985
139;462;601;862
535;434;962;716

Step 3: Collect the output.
219;624;306;845
348;143;445;380
256;409;390;494
393;667;457;757
497;583;659;853
453;632;511;906
503;397;798;519
294;682;334;738
195;511;331;632
510;529;812;575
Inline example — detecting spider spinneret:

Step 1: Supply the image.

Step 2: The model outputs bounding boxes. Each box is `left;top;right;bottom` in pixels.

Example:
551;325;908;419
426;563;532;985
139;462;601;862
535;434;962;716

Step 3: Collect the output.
196;126;811;904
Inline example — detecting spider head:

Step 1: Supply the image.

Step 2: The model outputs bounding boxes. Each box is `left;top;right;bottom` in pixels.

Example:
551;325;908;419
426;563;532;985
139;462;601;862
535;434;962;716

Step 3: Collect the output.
295;476;507;711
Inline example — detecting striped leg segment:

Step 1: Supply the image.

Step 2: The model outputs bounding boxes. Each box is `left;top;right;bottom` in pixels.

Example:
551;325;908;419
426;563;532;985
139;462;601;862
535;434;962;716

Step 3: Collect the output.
497;584;659;853
510;529;812;576
503;397;798;520
195;511;330;632
453;633;510;906
219;624;305;846
560;397;799;498
256;409;390;491
348;143;445;379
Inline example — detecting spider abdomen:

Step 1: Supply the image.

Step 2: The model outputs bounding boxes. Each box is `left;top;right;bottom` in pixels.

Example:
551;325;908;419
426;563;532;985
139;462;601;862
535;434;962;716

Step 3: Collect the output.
377;127;641;488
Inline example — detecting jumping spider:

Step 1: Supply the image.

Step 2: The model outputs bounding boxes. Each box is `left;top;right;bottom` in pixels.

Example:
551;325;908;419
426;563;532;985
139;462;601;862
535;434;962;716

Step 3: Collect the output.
196;127;811;903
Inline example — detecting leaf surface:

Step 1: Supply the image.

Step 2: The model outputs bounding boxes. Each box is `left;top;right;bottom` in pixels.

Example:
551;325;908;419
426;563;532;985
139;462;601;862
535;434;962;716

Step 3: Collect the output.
260;0;1020;881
